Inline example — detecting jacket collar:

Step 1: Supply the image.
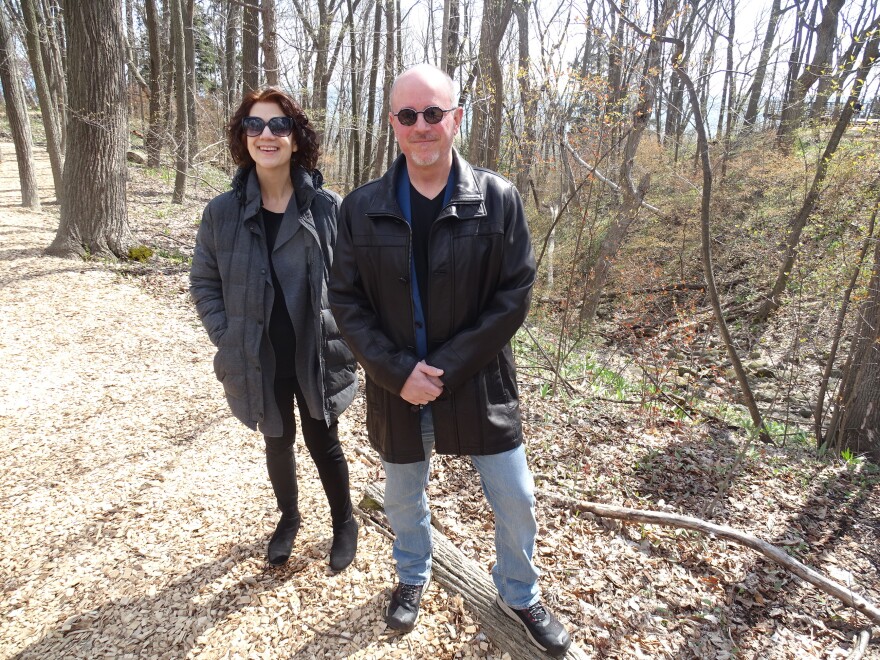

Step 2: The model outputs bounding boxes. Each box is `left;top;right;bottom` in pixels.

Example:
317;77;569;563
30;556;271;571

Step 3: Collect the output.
231;163;322;221
368;150;486;220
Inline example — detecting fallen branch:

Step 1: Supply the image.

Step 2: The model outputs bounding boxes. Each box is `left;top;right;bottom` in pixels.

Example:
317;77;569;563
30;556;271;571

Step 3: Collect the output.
360;483;592;660
847;628;872;660
539;488;880;626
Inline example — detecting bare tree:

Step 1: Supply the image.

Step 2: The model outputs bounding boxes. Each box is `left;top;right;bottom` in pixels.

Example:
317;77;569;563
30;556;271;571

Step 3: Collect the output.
825;223;880;461
20;0;64;197
0;5;40;209
743;0;784;127
262;0;279;86
242;0;259;93
170;0;188;203
777;0;846;142
145;0;164;167
466;0;513;168
371;0;396;179
579;0;677;328
756;16;880;320
48;0;131;259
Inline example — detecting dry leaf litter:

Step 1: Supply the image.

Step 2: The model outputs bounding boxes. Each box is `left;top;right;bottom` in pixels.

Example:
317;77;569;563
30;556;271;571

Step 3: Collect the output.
1;147;878;659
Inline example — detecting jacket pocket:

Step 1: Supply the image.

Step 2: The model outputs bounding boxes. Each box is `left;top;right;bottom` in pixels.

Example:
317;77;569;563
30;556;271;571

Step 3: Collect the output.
320;308;356;368
213;346;248;400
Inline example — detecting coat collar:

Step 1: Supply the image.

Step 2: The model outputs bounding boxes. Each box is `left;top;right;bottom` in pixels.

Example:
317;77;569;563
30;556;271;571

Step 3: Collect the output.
367;150;485;220
231;163;322;222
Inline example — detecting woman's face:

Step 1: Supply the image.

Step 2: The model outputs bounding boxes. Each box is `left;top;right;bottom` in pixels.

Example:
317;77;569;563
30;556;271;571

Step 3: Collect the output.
245;100;298;173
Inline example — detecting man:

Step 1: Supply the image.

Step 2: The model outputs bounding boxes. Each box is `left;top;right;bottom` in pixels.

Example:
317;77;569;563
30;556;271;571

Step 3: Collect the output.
329;64;571;657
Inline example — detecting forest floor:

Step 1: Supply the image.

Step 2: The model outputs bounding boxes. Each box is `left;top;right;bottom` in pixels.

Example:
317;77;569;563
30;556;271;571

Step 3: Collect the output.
1;145;880;659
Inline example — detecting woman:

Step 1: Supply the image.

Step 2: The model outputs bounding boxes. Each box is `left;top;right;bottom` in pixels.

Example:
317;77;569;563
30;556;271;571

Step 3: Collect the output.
190;88;358;571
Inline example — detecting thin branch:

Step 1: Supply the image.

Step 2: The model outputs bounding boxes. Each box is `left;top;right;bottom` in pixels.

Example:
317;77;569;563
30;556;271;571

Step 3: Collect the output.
540;488;880;627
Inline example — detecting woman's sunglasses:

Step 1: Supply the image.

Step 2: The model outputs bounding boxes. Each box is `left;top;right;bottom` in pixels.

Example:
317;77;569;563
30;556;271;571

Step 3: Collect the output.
242;116;295;137
393;106;456;126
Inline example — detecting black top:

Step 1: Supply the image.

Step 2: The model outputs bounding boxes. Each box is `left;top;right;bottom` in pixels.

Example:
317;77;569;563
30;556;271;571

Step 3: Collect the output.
409;183;445;307
263;208;297;379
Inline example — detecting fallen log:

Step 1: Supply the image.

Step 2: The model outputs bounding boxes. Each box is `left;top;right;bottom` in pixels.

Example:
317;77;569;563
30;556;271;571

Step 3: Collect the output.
538;488;880;627
359;483;591;660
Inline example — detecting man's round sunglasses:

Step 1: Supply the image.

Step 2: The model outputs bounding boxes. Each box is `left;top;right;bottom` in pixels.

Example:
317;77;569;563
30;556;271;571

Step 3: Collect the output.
393;106;456;126
242;116;295;137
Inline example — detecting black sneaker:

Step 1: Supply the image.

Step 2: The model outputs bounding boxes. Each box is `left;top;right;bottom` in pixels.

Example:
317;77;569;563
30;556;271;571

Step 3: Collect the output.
496;595;571;657
385;575;431;632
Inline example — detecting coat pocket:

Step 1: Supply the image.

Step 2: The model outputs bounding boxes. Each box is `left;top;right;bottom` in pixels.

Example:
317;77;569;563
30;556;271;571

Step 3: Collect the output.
213;346;248;400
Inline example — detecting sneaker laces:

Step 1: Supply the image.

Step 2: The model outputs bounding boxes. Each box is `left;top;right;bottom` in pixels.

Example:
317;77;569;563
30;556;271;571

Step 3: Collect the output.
398;583;423;603
524;601;547;622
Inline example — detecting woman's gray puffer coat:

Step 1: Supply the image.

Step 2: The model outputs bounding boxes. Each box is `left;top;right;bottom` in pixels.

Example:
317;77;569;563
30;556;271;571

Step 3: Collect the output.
190;164;357;436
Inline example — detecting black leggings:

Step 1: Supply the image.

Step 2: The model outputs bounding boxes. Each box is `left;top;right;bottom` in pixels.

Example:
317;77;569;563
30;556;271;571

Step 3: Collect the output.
264;376;352;528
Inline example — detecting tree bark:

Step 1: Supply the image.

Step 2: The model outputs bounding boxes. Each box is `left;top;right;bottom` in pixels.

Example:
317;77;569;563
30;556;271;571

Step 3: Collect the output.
48;0;130;259
826;221;880;461
743;0;782;127
371;0;395;179
815;186;877;447
360;0;381;184
0;5;40;209
184;0;197;168
41;0;67;152
241;0;260;93
512;0;535;197
21;0;64;198
467;0;513;169
223;0;241;120
145;0;163;167
170;0;189;203
261;0;278;86
777;0;845;143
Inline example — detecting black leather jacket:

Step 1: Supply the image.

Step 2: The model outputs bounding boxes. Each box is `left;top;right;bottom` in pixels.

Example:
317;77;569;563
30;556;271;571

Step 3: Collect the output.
329;153;536;463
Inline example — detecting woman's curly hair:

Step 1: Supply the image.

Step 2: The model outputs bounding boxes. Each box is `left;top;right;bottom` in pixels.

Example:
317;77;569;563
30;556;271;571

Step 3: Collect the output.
227;87;320;171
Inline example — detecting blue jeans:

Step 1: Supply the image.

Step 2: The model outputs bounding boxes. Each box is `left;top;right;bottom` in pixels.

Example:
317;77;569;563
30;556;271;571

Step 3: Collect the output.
381;408;541;608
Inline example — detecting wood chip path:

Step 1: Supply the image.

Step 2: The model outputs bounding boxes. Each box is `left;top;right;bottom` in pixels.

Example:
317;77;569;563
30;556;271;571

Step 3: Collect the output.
0;148;504;659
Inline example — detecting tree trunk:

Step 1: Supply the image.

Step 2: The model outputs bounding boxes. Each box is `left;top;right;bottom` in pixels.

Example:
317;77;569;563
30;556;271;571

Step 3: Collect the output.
145;0;163;168
827;233;880;461
21;0;64;198
512;0;535;197
345;0;360;187
48;0;130;259
170;0;188;203
743;0;782;127
360;0;381;184
184;0;197;168
777;0;845;143
242;1;260;93
0;6;40;210
223;0;240;119
467;0;513;169
371;0;395;179
262;0;279;86
361;483;593;660
41;0;67;153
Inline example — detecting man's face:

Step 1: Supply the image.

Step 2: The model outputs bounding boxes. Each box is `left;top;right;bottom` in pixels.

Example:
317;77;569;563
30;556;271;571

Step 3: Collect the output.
390;71;462;171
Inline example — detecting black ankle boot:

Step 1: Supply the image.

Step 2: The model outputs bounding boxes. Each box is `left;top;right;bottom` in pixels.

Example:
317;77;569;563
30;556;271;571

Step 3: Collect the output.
329;517;358;572
267;514;301;566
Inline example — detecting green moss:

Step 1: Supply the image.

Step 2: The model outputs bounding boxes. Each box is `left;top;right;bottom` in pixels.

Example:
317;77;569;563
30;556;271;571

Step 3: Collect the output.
128;245;154;263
